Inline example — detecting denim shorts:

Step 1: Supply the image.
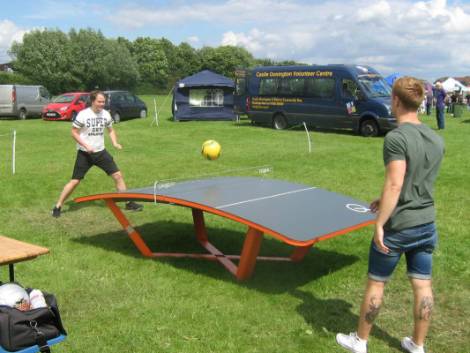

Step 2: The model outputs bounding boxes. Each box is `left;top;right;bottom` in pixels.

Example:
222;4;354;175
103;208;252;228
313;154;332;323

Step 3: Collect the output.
368;222;438;282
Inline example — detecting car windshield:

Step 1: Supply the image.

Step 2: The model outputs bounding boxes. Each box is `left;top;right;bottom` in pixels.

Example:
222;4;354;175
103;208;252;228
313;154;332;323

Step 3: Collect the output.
52;94;75;103
357;74;391;98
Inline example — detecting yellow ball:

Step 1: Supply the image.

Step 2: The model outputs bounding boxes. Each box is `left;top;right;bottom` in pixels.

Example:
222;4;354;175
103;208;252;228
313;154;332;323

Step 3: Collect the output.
201;140;221;160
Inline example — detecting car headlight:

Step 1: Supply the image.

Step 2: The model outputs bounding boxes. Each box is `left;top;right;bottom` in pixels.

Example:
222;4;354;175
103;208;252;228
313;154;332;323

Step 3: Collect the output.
59;106;68;112
385;104;392;116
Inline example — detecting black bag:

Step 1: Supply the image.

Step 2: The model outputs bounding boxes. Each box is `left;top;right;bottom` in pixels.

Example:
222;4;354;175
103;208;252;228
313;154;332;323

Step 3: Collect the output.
0;290;66;352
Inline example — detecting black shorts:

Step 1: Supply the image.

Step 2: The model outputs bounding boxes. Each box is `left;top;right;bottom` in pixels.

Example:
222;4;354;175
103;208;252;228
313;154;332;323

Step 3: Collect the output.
72;149;119;180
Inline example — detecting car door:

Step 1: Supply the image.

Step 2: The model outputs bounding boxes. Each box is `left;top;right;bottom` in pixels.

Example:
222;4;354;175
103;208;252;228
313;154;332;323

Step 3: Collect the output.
124;92;139;118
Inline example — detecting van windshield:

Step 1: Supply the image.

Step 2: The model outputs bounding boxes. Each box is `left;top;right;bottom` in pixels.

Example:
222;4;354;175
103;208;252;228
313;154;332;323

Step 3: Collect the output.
357;74;391;98
52;94;75;103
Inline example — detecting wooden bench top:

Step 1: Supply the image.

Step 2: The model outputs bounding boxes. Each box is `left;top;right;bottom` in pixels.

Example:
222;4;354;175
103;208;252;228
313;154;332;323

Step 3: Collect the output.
0;235;49;265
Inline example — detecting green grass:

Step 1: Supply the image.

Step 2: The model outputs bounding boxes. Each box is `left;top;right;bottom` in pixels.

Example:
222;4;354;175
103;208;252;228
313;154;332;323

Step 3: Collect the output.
0;99;469;352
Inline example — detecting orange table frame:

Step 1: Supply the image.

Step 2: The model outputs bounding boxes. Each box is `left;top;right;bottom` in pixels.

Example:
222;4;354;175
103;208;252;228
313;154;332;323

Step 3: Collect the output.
75;193;373;281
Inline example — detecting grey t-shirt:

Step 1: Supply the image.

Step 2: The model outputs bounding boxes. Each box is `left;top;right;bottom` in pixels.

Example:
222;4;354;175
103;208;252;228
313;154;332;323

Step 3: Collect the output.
383;123;444;231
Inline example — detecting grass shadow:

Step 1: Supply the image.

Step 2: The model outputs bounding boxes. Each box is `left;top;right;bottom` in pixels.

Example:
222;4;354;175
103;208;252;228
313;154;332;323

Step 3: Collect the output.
292;289;402;351
73;220;359;293
64;200;107;213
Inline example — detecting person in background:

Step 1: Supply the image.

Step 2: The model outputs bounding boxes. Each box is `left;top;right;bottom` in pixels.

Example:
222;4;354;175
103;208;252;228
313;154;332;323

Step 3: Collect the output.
434;82;446;129
336;77;444;353
425;84;433;115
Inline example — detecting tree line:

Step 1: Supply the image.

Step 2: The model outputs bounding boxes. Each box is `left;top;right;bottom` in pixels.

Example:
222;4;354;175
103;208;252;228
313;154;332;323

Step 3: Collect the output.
5;28;301;94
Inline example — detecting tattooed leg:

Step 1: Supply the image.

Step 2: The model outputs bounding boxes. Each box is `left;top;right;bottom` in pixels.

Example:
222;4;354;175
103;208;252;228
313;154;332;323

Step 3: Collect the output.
410;278;433;346
365;296;382;324
357;279;385;340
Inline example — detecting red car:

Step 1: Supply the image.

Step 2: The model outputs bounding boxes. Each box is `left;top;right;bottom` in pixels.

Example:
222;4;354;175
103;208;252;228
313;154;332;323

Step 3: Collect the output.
42;92;89;121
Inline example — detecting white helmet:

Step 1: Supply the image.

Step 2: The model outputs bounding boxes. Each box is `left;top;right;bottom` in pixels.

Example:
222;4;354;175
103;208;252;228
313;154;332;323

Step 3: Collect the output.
0;283;30;311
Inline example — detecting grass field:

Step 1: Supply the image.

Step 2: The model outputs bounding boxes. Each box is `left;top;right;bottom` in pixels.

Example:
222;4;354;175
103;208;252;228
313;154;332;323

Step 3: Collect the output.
0;97;469;353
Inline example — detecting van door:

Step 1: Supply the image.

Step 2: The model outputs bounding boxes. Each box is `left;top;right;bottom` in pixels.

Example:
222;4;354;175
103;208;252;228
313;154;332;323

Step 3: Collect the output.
35;86;51;114
302;76;338;128
334;77;360;129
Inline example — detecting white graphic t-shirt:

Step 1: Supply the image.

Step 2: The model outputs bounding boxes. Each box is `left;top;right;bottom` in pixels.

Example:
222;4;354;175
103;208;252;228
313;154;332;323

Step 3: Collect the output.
72;107;113;152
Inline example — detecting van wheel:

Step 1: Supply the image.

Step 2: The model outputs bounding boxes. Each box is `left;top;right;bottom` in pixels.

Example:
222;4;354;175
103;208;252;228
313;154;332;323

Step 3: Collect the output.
139;109;147;118
112;112;121;123
18;109;27;120
273;114;288;130
360;119;379;137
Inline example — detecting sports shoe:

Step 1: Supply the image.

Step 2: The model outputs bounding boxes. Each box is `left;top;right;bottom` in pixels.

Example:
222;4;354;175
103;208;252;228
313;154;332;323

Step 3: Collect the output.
336;332;367;353
401;337;425;353
51;206;61;218
125;201;143;211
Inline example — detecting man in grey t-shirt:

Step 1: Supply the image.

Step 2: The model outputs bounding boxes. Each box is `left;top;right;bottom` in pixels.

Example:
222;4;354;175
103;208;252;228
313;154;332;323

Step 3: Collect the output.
336;77;444;353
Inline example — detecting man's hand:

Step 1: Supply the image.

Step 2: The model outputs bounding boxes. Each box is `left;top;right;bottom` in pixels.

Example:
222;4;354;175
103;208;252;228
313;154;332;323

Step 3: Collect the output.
369;199;380;213
85;145;95;153
373;225;390;254
113;143;122;150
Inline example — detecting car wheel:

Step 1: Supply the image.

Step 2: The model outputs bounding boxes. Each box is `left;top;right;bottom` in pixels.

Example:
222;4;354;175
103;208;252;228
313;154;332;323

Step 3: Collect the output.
360;119;379;137
71;111;77;121
272;113;288;130
18;109;27;120
139;109;147;118
112;112;121;123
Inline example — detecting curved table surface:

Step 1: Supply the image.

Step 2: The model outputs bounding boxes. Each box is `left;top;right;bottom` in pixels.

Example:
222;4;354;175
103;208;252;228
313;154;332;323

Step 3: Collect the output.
75;177;375;246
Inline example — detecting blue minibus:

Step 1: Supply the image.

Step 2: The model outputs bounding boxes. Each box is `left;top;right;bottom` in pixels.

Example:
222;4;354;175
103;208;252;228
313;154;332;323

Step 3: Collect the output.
234;65;397;136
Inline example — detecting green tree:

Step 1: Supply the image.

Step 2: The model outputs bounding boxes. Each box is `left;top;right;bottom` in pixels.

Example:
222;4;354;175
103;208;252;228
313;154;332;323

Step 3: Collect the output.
131;37;169;88
10;29;75;93
199;45;254;78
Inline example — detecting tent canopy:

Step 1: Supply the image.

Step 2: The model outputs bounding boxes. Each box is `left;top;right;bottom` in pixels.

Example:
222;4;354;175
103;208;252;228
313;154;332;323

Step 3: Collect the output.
441;77;469;92
173;70;236;121
177;70;235;88
385;73;401;86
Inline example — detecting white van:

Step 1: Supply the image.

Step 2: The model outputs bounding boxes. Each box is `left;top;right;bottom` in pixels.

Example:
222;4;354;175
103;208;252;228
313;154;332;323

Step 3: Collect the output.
0;84;51;119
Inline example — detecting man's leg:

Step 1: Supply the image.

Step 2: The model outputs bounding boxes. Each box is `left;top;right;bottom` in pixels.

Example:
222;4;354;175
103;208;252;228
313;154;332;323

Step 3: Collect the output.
110;171;143;211
56;179;81;208
357;279;386;340
410;278;433;346
110;171;126;192
52;179;81;217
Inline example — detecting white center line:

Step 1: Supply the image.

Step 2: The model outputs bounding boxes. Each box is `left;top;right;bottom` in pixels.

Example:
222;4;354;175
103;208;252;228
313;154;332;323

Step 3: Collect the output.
216;187;317;209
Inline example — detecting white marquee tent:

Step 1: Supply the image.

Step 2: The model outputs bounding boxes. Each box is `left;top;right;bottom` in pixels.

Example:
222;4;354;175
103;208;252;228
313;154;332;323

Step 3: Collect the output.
441;77;469;92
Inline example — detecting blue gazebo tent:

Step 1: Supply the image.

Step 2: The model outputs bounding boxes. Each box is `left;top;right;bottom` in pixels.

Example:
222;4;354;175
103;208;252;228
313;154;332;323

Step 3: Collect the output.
172;70;236;121
385;73;402;86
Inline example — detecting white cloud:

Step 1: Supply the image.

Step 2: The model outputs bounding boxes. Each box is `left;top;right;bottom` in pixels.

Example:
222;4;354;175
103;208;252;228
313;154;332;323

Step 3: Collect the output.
356;0;392;22
187;36;200;45
0;20;28;62
107;0;470;79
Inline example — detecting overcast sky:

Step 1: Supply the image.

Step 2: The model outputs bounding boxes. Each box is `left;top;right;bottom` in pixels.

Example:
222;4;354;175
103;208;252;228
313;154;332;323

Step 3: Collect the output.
1;0;470;81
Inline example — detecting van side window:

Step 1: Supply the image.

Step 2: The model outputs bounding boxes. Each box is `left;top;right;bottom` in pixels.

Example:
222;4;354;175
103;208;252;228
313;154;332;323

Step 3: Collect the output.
259;78;278;96
278;78;304;96
305;78;335;99
39;87;50;99
342;79;357;99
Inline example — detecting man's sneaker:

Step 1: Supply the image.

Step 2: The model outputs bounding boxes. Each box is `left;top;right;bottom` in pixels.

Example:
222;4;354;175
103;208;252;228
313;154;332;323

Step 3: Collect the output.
125;201;143;211
401;337;425;353
51;206;61;218
336;332;367;353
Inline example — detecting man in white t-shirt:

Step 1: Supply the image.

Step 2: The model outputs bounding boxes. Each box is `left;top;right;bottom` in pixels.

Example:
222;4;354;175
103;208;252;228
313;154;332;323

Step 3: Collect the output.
52;91;142;217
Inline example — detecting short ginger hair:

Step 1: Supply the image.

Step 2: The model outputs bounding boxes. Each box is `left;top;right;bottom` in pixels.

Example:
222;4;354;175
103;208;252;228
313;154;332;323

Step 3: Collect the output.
392;77;425;111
